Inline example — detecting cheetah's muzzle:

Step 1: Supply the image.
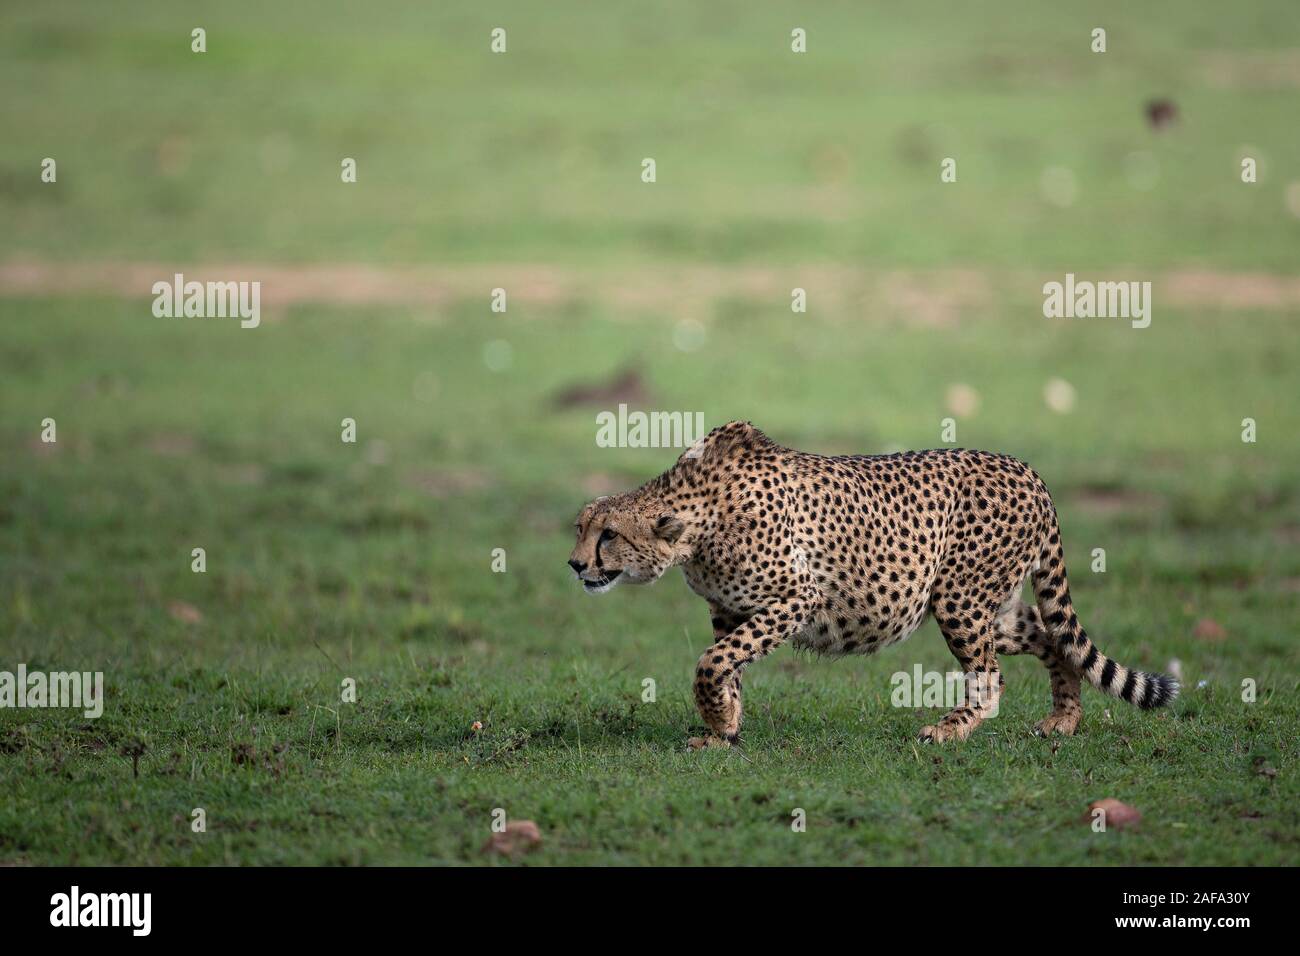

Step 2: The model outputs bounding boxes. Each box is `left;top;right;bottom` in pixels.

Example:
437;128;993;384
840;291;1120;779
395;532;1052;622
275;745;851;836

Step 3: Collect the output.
582;570;622;593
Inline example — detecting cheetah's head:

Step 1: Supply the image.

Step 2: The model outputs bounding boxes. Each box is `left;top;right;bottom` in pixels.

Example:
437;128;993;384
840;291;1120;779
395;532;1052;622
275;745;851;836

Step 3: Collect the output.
568;493;688;594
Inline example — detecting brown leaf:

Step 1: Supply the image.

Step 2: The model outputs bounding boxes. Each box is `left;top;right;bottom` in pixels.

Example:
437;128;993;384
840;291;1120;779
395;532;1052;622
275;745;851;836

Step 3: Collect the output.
1083;798;1141;830
481;820;542;857
1192;617;1227;642
167;600;203;624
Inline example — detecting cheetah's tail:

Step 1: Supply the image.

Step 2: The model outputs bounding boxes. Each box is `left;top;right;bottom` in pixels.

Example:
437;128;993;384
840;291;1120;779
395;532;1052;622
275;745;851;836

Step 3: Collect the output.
1030;521;1179;710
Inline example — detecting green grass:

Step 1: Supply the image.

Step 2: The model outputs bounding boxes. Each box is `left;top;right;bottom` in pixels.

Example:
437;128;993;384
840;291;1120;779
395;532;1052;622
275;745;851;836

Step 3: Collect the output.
3;1;1300;268
1;1;1298;865
1;295;1296;865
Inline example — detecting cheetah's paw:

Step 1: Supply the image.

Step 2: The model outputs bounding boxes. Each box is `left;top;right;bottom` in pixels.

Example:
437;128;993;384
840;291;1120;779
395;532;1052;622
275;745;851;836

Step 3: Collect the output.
1033;712;1081;737
917;724;952;744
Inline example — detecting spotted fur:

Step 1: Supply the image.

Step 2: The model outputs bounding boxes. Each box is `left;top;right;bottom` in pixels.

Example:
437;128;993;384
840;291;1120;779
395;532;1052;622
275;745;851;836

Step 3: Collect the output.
569;421;1178;747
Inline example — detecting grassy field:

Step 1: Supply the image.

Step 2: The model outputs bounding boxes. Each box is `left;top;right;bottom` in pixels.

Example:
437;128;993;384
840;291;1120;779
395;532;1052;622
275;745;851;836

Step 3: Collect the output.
1;1;1298;865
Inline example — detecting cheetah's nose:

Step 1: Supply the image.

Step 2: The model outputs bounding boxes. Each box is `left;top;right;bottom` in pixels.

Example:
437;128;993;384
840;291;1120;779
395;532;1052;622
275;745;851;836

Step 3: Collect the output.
568;559;587;574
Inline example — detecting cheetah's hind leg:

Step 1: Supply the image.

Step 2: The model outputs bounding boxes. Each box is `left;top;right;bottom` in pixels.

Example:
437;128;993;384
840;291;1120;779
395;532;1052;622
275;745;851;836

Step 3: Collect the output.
993;597;1082;736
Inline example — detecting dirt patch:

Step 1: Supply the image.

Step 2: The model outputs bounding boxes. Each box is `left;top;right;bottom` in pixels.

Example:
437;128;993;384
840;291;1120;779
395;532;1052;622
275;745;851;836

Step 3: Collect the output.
403;467;492;498
552;367;649;408
4;258;1300;319
879;268;993;328
215;463;265;486
1162;271;1300;310
1074;486;1165;518
1200;51;1300;90
1274;525;1300;546
146;432;197;457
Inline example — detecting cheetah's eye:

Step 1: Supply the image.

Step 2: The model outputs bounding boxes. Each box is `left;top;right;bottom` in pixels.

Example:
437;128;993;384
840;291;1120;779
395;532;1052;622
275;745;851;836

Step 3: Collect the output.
599;528;618;544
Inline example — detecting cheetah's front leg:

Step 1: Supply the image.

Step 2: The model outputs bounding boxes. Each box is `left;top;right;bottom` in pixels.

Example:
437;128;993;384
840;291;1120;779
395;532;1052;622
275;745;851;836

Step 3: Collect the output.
686;606;753;749
687;595;813;749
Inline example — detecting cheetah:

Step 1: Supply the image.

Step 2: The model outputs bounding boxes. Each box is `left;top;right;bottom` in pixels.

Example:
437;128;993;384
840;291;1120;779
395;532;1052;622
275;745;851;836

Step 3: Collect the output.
568;421;1178;748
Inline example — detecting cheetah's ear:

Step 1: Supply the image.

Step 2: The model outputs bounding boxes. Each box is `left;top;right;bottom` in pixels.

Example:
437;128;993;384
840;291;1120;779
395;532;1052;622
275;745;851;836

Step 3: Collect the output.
654;514;685;543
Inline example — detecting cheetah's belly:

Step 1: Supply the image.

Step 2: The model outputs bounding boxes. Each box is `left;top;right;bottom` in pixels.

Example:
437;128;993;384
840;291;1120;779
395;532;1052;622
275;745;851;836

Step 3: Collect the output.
791;599;932;656
792;540;938;656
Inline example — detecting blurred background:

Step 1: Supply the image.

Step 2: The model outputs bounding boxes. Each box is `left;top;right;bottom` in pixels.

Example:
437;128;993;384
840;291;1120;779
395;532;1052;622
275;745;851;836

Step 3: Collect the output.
0;1;1296;864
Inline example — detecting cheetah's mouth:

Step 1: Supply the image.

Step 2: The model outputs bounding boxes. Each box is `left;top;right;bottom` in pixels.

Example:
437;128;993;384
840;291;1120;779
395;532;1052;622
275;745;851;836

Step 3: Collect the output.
582;570;623;593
